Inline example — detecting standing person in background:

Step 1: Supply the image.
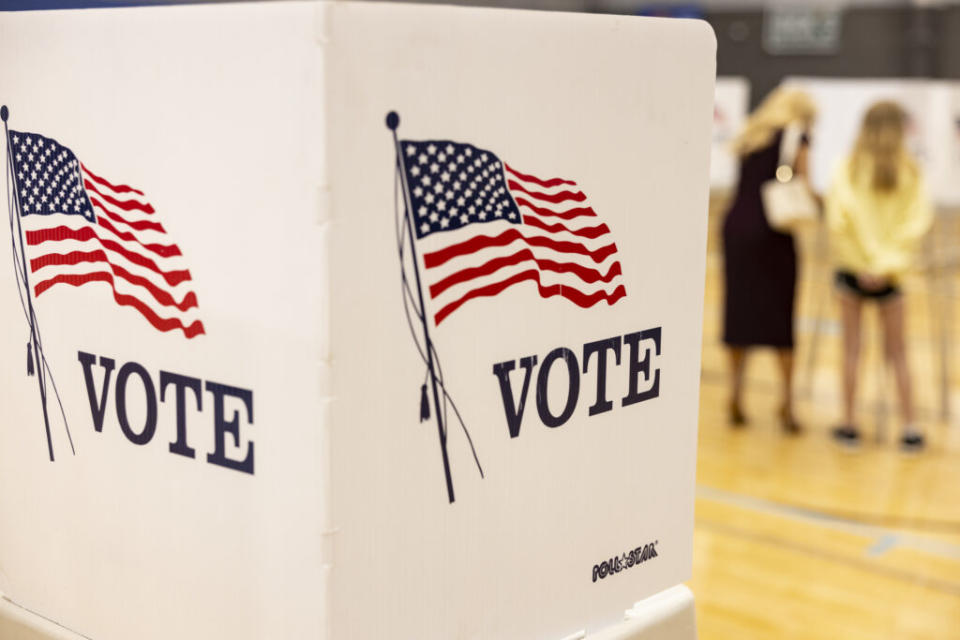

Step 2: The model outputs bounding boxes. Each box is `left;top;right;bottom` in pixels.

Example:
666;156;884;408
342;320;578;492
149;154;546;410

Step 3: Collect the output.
826;101;933;450
722;88;817;434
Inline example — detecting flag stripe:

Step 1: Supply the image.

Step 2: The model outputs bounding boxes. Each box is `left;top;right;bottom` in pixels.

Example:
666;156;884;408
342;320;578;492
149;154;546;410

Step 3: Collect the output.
429;247;623;298
434;268;627;325
423;227;619;269
80;162;145;196
28;235;193;294
83;179;155;213
30;261;202;324
428;237;620;285
430;257;622;314
90;197;166;232
506;180;587;204
96;217;182;258
504;163;576;188
30;249;198;311
522;213;611;239
512;196;597;220
33;272;204;338
26;225;192;287
426;238;622;324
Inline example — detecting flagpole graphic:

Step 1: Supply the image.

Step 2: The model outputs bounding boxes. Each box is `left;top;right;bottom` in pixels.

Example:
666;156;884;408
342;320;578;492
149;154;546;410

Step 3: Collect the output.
389;111;456;503
388;111;485;504
3;104;73;462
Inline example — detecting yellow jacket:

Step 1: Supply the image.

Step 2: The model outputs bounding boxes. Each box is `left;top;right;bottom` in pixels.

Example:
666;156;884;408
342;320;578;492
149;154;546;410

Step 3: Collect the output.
825;155;933;281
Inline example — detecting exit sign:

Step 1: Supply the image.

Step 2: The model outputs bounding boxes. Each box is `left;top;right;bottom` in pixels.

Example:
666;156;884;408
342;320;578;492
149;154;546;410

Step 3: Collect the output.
763;7;843;55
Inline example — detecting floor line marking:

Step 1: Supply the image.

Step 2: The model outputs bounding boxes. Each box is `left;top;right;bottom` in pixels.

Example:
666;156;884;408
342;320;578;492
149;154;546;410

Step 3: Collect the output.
866;534;900;557
696;485;960;561
694;518;960;598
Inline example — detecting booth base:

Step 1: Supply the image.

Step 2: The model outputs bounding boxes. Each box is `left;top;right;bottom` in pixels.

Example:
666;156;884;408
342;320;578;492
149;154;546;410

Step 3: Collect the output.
1;585;697;640
572;585;697;640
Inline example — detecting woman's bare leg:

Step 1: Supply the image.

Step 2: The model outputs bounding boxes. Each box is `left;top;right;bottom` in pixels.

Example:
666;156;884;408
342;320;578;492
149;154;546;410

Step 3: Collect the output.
776;348;799;432
879;295;916;429
729;346;747;424
839;292;863;427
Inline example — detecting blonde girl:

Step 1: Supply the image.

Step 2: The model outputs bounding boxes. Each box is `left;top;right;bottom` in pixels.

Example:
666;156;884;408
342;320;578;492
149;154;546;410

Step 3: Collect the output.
826;101;933;449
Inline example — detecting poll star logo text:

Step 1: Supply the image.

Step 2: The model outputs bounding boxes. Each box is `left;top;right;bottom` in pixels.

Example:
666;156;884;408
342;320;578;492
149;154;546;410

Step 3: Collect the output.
592;541;660;583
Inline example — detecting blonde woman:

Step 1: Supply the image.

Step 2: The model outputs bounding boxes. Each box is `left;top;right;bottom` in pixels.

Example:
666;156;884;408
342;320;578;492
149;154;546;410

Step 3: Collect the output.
826;101;933;450
722;88;816;433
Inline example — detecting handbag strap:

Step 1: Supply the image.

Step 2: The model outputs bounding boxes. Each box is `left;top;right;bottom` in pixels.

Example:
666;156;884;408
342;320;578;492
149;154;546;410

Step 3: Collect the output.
778;124;804;169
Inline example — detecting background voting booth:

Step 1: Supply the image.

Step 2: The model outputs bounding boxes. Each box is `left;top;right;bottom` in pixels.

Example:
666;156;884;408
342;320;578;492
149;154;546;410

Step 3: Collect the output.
0;2;715;638
709;77;749;192
784;77;960;208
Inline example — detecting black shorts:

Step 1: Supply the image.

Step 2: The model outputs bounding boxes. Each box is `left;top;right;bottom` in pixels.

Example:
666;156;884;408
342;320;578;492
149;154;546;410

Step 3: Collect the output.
834;270;901;301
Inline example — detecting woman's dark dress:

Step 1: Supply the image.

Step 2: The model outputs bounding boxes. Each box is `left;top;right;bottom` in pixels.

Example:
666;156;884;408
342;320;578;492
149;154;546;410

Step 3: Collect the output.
722;131;799;348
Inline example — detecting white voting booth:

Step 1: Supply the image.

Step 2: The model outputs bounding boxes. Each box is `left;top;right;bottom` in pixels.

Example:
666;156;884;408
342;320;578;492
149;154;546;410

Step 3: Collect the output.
0;3;715;639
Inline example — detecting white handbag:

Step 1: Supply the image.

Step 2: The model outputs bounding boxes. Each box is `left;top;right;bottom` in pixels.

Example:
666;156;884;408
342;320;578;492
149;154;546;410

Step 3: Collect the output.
760;124;818;233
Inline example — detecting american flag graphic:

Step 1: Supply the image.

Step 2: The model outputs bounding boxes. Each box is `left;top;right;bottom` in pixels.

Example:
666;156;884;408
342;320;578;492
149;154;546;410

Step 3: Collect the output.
8;130;204;338
400;139;626;325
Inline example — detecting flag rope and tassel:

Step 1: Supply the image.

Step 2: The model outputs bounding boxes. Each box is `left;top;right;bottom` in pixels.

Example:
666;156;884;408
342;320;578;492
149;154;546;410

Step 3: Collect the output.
428;340;483;481
419;385;430;422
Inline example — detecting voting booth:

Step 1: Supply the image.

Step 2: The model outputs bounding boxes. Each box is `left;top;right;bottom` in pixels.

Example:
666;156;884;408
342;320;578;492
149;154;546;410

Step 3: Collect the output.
0;3;715;639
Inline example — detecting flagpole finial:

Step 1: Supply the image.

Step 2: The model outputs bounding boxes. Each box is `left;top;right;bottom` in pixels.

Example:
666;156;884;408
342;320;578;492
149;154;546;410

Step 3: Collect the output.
385;111;399;131
0;106;8;122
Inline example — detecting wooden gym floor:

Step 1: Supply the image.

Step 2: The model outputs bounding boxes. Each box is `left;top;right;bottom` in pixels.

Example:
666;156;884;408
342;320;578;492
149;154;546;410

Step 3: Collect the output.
686;196;960;640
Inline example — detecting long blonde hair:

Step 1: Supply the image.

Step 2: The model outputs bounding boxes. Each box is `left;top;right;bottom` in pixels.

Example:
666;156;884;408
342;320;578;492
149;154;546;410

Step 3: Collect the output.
850;101;916;192
731;87;817;157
